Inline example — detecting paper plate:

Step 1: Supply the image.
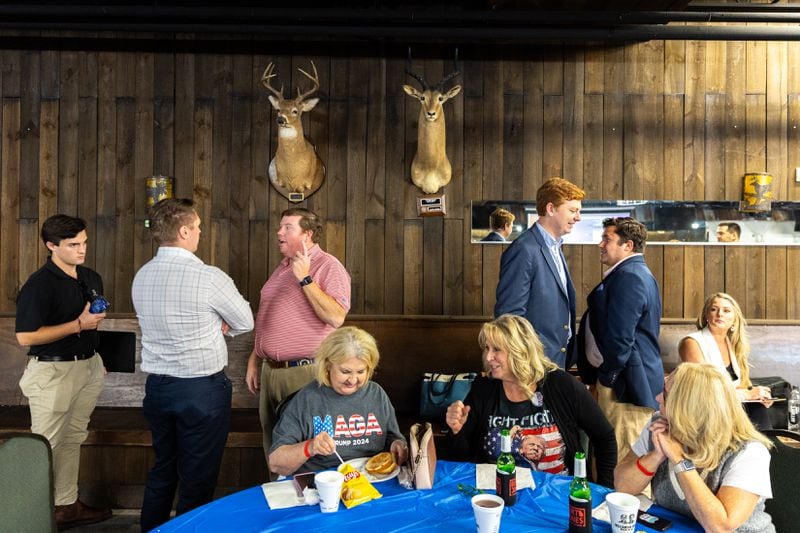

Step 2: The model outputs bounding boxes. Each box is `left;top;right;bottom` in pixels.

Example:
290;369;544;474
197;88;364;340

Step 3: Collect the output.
339;456;400;483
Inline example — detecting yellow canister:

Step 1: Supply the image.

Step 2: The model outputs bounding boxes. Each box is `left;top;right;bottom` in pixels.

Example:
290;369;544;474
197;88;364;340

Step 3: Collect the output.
145;175;174;207
741;172;772;211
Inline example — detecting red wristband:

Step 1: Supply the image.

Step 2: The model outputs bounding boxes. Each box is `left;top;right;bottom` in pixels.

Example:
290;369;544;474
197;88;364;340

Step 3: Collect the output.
636;457;655;477
303;439;312;458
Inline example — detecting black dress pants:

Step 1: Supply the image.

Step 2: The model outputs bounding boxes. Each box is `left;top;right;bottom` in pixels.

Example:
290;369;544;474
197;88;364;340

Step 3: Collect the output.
140;371;232;531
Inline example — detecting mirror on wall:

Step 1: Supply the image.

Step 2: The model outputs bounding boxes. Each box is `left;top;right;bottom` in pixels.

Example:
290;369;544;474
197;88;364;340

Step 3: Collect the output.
471;200;800;245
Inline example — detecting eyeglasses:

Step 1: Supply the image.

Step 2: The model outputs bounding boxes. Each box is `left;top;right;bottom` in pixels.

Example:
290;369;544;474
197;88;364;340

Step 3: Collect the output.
662;373;674;401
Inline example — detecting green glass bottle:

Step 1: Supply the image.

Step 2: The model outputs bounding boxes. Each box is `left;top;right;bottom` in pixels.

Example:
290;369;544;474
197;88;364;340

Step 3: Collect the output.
568;451;592;533
495;428;517;506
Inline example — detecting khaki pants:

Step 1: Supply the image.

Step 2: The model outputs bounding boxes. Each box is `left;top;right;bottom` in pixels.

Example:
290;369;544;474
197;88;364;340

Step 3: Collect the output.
259;362;317;479
596;382;653;465
19;355;105;505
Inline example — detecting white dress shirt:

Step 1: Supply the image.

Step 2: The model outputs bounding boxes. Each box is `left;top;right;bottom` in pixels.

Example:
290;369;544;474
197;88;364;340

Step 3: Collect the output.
132;247;254;377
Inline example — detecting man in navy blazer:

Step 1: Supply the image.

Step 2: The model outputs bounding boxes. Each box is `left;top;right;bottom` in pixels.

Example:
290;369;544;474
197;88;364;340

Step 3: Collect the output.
481;208;515;242
494;178;585;368
481;231;506;242
577;216;662;463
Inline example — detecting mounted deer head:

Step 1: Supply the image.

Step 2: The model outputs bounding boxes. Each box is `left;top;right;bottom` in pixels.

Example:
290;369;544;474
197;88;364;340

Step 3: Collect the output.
262;61;326;200
402;50;462;195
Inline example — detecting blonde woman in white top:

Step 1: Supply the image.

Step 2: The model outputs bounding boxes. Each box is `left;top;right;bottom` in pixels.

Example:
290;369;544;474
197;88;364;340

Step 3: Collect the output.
679;292;773;428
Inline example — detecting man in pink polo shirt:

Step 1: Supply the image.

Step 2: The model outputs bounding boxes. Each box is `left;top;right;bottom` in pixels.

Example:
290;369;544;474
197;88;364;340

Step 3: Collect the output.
246;207;351;477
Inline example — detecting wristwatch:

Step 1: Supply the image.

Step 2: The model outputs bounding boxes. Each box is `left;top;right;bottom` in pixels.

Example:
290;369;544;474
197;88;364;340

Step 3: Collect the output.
299;275;313;287
673;458;695;475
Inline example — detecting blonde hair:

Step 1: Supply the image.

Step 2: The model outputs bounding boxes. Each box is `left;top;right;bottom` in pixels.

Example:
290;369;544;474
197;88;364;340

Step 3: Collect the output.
666;363;772;471
696;292;751;387
315;327;379;387
478;315;558;396
489;208;515;231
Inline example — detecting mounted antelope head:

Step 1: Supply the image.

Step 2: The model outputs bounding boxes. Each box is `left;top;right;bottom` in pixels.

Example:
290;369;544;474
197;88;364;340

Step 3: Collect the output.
403;51;462;195
261;61;326;200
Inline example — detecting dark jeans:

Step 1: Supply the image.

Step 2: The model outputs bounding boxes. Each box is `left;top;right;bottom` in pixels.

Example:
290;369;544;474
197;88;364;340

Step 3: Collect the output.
140;371;232;532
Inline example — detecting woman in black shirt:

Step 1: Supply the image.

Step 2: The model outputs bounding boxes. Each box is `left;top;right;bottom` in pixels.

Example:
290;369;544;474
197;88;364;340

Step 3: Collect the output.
446;314;617;487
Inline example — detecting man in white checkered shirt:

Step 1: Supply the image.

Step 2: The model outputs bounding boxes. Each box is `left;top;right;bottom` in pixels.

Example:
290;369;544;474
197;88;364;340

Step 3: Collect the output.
132;198;254;531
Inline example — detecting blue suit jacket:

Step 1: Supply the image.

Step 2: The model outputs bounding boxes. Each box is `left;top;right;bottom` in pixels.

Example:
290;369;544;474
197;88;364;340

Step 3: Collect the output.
494;224;576;368
481;231;505;242
577;255;663;409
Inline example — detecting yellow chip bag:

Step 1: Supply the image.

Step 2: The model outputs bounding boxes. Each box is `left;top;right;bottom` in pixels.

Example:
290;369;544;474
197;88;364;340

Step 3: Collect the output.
337;463;382;509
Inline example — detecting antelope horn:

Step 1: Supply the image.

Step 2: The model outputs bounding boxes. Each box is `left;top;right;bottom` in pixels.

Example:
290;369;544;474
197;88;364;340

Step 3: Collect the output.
436;48;461;90
404;47;429;90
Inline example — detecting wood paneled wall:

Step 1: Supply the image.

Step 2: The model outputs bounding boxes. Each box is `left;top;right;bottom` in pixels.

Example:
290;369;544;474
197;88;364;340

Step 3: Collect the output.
1;37;799;321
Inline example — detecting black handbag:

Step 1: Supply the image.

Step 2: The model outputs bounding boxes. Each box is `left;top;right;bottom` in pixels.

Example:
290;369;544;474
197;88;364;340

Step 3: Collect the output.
419;372;477;420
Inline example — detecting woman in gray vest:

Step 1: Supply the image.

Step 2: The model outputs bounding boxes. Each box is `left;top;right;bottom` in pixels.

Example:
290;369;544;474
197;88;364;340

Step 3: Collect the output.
615;363;775;532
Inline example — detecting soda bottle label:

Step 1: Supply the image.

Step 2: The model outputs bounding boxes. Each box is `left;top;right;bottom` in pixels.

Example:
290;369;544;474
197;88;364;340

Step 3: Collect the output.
568;495;592;533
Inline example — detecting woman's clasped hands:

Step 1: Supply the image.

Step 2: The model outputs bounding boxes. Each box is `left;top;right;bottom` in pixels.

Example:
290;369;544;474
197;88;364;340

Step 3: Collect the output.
648;415;684;465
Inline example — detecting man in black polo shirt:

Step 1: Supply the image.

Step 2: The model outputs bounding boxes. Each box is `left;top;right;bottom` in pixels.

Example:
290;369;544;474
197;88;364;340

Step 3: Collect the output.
16;214;112;529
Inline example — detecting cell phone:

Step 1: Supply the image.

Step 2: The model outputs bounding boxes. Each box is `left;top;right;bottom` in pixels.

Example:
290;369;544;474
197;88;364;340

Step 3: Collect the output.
291;472;316;498
637;510;672;531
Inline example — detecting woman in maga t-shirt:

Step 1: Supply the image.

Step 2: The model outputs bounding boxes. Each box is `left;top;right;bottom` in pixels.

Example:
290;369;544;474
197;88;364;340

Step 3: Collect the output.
269;326;407;476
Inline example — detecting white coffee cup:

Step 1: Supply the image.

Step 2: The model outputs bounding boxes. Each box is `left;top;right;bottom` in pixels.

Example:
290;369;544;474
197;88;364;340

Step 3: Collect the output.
605;492;640;533
314;470;345;513
471;493;505;533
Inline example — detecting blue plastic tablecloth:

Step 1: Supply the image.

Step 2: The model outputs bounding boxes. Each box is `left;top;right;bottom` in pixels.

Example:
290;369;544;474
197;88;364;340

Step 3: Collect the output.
154;461;703;532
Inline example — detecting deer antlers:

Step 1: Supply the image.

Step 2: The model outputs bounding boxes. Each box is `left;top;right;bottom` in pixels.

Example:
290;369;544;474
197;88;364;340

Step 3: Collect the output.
405;48;461;91
261;61;320;102
260;62;283;98
295;62;320;101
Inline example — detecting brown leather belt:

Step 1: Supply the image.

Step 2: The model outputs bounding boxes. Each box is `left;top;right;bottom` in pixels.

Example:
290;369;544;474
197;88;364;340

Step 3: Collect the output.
265;358;314;369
